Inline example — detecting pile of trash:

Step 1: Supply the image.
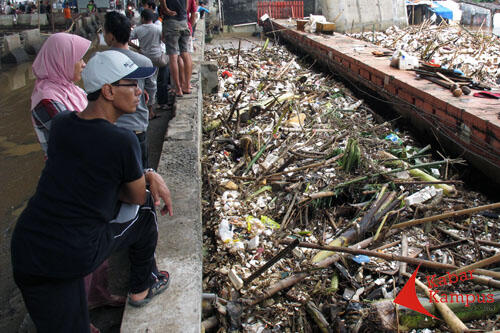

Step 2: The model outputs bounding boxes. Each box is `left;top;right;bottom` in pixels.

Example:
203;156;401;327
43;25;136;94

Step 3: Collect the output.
348;21;500;88
201;39;500;332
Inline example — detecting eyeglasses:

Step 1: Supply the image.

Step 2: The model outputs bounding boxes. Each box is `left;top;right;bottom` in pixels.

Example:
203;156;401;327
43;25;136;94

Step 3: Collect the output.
112;82;139;88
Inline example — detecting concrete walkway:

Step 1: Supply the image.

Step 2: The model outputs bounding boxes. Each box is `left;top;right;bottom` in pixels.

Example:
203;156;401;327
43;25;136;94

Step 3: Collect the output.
120;21;205;332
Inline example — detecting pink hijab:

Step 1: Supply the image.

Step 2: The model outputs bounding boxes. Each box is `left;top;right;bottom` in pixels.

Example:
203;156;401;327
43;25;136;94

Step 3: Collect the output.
31;33;91;111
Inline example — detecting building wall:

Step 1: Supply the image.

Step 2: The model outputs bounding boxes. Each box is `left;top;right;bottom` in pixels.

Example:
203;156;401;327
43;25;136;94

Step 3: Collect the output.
222;0;318;25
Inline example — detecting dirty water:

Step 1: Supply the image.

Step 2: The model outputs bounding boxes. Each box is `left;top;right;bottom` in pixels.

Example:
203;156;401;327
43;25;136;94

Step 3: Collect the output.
0;61;45;332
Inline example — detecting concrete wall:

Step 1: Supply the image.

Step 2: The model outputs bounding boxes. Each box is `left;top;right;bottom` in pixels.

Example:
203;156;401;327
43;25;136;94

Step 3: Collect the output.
319;0;407;33
222;0;318;25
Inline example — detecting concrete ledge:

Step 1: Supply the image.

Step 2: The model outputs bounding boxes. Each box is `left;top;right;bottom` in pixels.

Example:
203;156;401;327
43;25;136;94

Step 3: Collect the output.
21;29;43;55
120;19;206;333
1;33;29;64
0;15;14;27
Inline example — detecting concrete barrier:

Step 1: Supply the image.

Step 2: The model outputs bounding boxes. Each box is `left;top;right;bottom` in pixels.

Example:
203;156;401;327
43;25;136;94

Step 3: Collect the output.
83;16;94;34
0;15;15;27
201;61;219;94
17;14;31;25
53;12;66;26
16;13;48;27
21;29;43;55
319;0;408;32
1;33;29;64
75;19;88;38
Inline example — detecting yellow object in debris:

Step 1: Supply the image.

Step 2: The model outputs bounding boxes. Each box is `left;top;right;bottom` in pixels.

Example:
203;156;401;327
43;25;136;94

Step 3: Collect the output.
222;180;238;190
261;215;280;229
285;113;306;128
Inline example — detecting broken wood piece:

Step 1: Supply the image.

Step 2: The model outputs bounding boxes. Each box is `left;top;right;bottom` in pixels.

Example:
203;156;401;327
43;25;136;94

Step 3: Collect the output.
229;269;244;290
244;230;397;307
411;274;468;333
391;202;500;229
280;239;458;271
305;301;331;333
311;189;400;263
369;292;500;330
436;252;500;281
243;238;299;285
379;151;456;195
436;225;500;250
400;233;408;276
201;316;218;332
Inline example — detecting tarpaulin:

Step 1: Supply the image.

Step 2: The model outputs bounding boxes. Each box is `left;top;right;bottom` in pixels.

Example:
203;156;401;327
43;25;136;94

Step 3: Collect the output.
429;2;453;20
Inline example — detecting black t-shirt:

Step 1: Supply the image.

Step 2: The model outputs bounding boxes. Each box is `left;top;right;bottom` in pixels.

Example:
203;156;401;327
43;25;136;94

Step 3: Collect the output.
11;112;143;278
164;0;186;21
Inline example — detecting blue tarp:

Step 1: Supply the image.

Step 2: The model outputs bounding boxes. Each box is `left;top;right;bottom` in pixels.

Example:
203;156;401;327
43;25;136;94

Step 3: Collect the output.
429;2;453;20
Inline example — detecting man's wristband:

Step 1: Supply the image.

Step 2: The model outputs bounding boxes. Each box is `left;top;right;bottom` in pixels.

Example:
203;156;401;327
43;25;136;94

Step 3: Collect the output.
144;168;156;175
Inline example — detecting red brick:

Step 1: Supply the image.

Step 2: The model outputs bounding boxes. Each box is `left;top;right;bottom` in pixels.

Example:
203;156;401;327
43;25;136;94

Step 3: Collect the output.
434;108;457;128
420;92;448;111
360;68;371;80
385;84;396;95
372;75;383;87
414;97;425;110
462;112;488;134
397;89;413;104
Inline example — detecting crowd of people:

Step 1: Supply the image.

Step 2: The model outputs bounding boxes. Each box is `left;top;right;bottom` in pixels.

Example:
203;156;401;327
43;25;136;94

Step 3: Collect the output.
9;0;207;331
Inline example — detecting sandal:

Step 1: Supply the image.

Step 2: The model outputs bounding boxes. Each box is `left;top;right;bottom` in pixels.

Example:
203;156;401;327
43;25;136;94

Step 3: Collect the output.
128;271;171;308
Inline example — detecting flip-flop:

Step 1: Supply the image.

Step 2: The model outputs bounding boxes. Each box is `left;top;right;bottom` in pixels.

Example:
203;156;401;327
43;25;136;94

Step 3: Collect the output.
128;271;170;308
182;90;192;95
473;91;500;99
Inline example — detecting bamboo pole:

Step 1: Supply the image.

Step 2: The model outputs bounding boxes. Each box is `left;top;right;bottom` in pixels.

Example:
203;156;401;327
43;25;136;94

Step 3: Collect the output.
280;240;458;271
437;253;500;281
412;276;468;333
391;202;500;229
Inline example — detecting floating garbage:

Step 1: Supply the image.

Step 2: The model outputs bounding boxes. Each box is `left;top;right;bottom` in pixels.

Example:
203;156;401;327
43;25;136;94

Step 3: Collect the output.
201;37;499;332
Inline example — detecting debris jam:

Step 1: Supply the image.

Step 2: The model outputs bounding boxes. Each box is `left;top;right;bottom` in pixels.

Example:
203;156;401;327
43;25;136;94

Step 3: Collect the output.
201;40;500;332
348;22;500;88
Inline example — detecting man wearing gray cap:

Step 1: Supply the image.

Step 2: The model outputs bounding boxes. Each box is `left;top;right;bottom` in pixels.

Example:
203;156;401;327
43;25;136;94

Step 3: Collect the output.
11;50;173;333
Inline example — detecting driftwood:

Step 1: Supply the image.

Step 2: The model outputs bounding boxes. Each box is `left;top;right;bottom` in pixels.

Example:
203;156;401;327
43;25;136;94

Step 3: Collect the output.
391;202;500;229
246;230;399;306
412;275;468;333
368;292;500;330
312;188;400;263
306;301;331;333
280;240;500;288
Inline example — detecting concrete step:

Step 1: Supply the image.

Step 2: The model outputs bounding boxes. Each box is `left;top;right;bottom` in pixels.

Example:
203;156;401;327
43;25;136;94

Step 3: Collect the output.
120;20;205;333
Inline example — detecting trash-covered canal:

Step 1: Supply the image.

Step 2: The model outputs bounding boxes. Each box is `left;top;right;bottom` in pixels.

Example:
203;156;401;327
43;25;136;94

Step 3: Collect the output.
201;37;500;332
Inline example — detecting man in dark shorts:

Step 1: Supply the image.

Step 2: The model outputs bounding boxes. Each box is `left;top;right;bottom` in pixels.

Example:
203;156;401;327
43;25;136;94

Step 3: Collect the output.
159;0;193;97
11;50;173;332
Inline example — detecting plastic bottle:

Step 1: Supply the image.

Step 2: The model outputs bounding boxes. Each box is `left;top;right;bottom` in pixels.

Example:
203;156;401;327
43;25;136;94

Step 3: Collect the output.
219;219;233;243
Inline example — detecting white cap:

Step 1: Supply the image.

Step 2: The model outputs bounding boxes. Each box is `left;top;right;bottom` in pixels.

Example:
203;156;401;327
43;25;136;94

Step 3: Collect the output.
82;50;156;93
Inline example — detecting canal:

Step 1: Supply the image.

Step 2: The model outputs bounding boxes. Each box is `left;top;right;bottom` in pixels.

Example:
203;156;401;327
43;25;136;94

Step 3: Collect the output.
0;61;44;332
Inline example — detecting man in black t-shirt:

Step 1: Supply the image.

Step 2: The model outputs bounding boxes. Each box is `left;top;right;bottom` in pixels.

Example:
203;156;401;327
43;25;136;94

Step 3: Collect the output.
11;51;173;333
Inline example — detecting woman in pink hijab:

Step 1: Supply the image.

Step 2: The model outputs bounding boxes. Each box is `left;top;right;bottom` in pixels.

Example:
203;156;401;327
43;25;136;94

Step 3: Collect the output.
29;33;125;333
31;32;90;153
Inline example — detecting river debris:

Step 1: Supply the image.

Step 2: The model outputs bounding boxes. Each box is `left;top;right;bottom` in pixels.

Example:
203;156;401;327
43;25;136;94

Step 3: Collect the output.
201;39;500;332
348;21;500;88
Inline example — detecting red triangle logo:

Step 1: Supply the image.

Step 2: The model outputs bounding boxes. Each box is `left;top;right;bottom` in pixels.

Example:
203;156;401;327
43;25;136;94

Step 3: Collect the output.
393;264;438;319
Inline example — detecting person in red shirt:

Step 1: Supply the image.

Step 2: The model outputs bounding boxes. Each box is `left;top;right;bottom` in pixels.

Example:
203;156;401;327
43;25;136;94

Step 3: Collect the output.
63;4;72;30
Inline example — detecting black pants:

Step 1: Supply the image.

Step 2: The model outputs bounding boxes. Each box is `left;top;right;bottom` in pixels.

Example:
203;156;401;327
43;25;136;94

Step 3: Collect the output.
156;65;170;105
14;195;159;333
136;131;149;169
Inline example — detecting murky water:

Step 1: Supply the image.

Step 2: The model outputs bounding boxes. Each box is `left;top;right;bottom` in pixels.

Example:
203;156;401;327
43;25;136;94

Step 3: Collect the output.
0;61;45;331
